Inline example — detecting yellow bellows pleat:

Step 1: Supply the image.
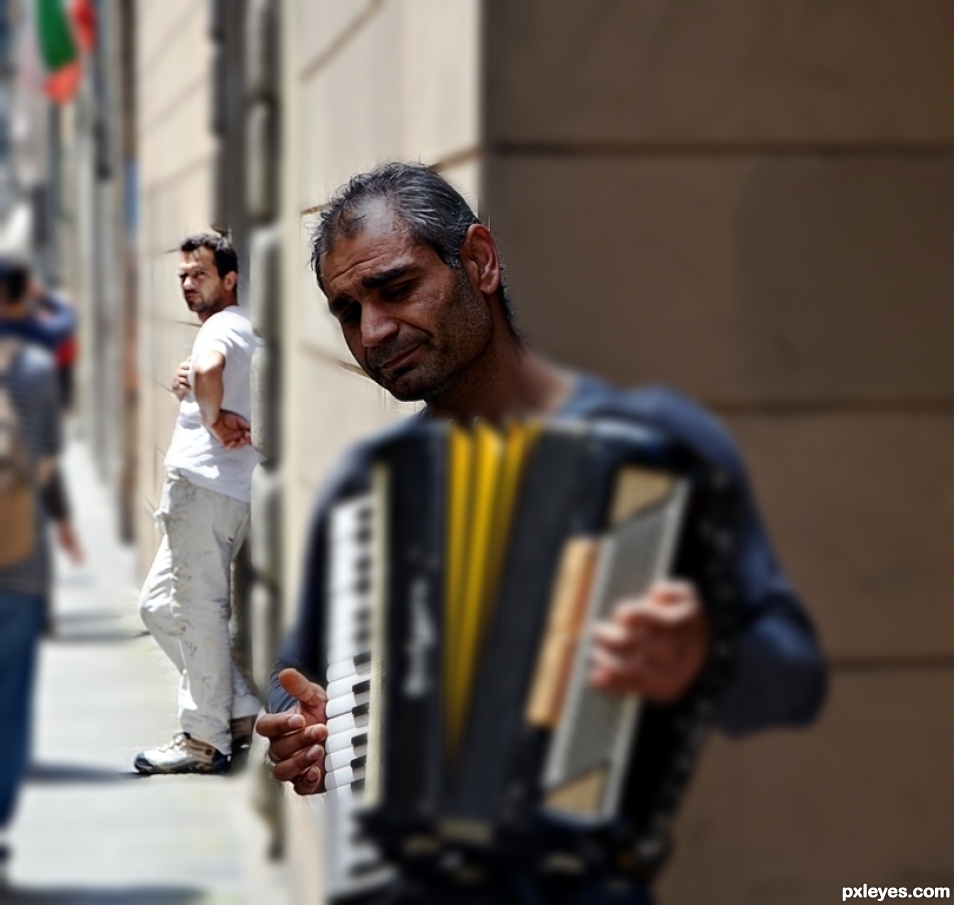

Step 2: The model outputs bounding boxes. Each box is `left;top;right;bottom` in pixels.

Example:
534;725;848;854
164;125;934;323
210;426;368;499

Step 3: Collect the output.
444;424;473;753
451;422;504;753
443;420;540;759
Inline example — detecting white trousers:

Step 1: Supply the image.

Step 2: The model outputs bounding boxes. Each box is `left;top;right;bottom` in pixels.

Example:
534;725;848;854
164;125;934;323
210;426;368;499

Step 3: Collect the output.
139;470;260;754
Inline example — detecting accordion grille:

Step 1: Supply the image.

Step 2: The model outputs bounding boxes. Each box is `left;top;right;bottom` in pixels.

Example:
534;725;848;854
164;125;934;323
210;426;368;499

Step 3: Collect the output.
543;478;688;819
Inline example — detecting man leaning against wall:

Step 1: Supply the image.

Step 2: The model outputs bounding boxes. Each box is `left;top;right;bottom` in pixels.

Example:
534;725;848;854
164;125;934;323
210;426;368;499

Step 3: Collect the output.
135;234;263;775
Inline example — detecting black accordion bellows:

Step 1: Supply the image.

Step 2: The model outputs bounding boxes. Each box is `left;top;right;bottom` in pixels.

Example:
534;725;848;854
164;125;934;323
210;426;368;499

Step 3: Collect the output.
320;417;740;900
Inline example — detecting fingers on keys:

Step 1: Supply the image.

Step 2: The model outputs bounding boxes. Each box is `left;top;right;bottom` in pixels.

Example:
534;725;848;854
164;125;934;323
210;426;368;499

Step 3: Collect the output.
265;724;327;763
292;770;323;796
273;742;326;784
255;711;305;737
257;708;329;792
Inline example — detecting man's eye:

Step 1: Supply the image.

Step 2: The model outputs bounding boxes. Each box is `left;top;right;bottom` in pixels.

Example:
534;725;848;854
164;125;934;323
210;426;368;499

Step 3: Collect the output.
339;305;360;324
382;283;410;301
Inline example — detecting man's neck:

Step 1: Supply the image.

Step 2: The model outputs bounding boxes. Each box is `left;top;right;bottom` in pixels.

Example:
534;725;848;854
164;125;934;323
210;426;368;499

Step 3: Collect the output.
197;297;238;323
427;342;575;424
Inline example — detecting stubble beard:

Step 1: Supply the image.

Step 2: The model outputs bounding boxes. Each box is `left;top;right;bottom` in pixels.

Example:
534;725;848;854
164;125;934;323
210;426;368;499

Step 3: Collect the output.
186;286;224;320
374;272;494;405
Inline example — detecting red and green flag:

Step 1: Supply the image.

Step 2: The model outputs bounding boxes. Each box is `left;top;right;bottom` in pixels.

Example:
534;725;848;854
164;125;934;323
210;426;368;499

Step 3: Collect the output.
33;0;96;104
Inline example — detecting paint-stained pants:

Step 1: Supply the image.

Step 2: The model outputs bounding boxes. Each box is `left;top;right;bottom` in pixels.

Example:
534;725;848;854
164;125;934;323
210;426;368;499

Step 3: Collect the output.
139;469;260;754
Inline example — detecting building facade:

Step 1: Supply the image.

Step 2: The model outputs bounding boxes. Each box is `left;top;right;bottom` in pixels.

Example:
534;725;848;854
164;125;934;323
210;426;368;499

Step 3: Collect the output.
89;1;954;901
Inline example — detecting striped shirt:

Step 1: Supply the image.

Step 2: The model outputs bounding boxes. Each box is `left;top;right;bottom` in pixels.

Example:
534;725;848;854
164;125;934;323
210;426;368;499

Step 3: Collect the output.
0;340;61;596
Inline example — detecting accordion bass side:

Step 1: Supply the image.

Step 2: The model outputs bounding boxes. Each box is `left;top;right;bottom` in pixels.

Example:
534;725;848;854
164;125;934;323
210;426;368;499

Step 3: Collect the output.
321;418;738;899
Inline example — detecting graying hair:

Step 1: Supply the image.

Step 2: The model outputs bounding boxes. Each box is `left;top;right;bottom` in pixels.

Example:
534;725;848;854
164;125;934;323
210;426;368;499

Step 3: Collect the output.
310;163;517;332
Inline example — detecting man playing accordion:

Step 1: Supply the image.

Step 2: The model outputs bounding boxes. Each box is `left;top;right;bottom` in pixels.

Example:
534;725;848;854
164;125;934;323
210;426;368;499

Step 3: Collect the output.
259;164;826;904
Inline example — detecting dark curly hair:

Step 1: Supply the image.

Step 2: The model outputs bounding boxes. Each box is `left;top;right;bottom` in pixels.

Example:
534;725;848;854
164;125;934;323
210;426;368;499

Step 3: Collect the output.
0;257;30;305
179;233;238;279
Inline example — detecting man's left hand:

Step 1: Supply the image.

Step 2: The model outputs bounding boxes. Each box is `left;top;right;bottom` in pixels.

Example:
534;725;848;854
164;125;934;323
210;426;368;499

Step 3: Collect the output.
171;357;192;401
209;410;252;450
589;580;709;704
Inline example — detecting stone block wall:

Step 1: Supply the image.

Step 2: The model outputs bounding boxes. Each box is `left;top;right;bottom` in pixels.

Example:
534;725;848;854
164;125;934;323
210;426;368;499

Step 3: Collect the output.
481;2;954;900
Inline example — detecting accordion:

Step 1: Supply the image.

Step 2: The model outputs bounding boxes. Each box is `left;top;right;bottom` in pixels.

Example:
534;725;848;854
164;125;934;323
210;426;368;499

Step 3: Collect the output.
320;417;738;901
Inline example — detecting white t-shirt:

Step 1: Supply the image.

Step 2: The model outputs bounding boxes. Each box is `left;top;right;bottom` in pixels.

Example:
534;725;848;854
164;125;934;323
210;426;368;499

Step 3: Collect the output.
164;306;263;503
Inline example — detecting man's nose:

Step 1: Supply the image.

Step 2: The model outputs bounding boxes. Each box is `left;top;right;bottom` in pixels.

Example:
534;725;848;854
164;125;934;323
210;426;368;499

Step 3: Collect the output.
361;304;399;347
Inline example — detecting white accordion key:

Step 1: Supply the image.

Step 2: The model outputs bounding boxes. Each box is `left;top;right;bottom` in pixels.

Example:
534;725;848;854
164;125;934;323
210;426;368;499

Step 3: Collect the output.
330;496;373;540
327;705;369;737
323;782;356;805
326;652;372;684
328;610;372;647
325;744;367;774
326;674;371;702
328;592;372;622
330;551;372;594
326;727;368;756
326;682;371;720
327;639;371;668
324;488;392;901
325;762;366;791
323;788;394;896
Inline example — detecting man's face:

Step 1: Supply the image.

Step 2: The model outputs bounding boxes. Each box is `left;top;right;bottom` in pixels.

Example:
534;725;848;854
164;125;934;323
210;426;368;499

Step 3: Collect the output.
178;247;230;319
322;202;493;402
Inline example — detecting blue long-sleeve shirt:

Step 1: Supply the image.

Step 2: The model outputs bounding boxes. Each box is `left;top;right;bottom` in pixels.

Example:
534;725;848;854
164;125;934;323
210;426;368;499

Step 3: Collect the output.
270;374;826;734
0;293;77;351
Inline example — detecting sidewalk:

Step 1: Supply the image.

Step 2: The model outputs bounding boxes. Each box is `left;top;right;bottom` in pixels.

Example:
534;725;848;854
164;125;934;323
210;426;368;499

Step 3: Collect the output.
4;436;291;904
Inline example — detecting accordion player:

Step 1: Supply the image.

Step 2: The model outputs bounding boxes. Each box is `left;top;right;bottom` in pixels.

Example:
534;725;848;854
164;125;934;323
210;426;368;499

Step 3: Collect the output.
318;414;740;903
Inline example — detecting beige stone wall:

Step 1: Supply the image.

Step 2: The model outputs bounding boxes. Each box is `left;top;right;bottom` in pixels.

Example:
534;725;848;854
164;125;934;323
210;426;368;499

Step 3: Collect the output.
482;1;954;901
282;0;481;607
280;3;480;897
130;1;954;898
134;0;218;571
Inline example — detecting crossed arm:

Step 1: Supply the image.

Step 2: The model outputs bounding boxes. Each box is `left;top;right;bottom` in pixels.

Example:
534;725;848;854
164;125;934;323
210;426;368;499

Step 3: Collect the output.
172;353;251;449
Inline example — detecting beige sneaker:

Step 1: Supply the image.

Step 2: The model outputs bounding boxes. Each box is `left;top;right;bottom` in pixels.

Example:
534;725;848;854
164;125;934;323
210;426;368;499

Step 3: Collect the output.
134;733;229;775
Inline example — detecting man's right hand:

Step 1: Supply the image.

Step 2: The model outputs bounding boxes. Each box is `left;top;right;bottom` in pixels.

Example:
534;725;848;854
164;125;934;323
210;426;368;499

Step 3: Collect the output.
256;669;328;796
172;357;191;401
209;411;252;449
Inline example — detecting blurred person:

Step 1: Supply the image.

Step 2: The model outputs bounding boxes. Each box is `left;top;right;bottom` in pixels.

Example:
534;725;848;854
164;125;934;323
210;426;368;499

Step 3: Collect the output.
134;234;262;776
0;259;82;884
29;280;79;412
0;276;78;410
0;263;83;635
0;277;77;351
51;309;78;413
33;284;78;411
258;164;827;904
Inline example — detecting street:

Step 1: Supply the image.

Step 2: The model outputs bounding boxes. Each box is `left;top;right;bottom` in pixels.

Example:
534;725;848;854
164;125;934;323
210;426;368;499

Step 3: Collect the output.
4;434;290;904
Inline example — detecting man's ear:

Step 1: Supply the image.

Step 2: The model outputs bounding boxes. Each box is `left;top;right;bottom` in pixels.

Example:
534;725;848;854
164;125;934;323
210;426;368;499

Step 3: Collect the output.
223;271;238;294
460;224;501;297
